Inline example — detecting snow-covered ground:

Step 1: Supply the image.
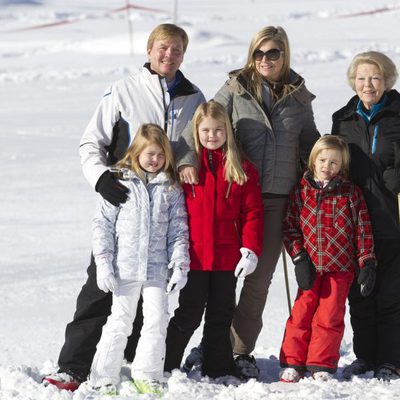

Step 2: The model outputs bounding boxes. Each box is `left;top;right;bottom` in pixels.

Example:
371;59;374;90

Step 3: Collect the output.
1;0;400;398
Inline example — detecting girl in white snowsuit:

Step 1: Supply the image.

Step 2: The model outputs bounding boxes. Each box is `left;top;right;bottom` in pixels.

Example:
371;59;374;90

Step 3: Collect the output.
89;123;190;394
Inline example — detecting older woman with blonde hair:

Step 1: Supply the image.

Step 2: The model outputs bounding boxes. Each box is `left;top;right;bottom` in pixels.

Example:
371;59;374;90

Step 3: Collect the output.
332;51;400;381
176;26;319;379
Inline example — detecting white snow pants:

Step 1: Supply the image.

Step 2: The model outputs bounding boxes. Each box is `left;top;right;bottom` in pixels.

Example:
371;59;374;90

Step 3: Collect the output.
90;280;169;386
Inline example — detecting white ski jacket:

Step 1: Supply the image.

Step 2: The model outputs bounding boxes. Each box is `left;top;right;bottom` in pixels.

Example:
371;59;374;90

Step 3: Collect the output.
92;169;190;282
80;65;205;188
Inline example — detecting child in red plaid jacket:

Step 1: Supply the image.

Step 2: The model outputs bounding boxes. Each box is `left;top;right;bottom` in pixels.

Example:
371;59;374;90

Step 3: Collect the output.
279;135;377;383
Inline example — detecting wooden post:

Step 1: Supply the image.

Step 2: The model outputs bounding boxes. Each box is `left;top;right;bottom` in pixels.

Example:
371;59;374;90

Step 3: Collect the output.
281;248;292;316
126;1;134;55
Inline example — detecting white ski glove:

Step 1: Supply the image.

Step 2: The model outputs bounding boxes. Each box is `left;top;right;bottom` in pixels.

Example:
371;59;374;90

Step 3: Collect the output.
167;267;188;294
96;262;118;293
234;247;258;278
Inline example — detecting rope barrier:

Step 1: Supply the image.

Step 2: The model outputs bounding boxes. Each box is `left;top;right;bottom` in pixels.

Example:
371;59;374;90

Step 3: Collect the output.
337;4;400;18
6;2;167;33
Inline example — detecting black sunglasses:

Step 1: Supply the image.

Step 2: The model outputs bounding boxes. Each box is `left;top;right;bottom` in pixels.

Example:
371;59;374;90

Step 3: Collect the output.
253;48;283;61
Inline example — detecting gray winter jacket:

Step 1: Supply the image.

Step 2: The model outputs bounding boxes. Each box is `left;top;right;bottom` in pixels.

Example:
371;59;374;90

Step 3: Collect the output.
92;169;189;282
176;70;319;195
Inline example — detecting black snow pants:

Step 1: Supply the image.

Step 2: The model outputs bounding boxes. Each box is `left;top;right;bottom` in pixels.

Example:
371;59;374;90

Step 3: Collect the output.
348;239;400;368
57;255;143;382
164;270;237;378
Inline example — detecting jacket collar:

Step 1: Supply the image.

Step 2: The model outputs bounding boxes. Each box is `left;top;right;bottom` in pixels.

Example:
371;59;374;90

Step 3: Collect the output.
334;89;400;121
225;68;315;104
303;171;345;191
200;147;224;172
143;63;199;98
117;167;170;185
356;94;388;123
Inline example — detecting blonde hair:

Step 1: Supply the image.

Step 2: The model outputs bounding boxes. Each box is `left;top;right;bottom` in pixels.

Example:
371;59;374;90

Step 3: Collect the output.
116;123;176;183
347;51;398;91
308;135;350;178
147;23;189;53
192;100;247;185
238;26;293;104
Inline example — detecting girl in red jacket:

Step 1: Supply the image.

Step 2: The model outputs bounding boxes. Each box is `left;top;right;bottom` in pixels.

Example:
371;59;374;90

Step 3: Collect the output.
279;135;377;382
164;100;264;379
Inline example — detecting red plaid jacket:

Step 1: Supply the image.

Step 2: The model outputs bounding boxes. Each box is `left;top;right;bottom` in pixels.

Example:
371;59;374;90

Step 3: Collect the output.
283;172;376;273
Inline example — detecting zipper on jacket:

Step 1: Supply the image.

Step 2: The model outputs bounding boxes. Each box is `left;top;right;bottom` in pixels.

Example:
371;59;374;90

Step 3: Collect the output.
170;100;175;133
371;125;378;155
237;79;304;189
271;79;305;113
159;76;169;132
191;184;196;198
208;150;215;174
233;220;242;245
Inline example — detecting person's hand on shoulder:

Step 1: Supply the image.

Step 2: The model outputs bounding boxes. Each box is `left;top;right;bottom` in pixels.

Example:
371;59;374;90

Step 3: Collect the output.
178;165;198;185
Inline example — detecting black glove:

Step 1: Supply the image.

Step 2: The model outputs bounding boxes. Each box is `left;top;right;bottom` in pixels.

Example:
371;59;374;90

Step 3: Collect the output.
95;170;129;206
357;261;377;297
293;252;316;290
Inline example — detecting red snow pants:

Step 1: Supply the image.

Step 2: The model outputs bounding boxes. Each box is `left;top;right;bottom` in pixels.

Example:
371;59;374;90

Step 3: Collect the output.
280;271;354;373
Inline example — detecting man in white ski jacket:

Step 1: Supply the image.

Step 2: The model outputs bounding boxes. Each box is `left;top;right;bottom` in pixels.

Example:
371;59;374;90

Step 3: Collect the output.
80;62;204;195
43;23;205;391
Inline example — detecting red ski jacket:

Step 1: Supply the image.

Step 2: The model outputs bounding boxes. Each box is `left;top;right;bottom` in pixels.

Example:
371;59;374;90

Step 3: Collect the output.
183;148;264;271
283;172;376;273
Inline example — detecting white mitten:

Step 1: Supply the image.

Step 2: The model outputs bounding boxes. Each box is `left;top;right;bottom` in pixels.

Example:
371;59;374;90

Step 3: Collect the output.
96;262;118;293
167;267;188;294
234;247;258;278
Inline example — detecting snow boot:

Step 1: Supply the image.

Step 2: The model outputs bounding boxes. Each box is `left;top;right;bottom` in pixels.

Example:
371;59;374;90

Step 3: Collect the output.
374;363;400;381
42;372;81;391
233;354;259;379
132;379;166;396
342;358;373;380
279;367;303;383
182;344;204;373
91;382;118;395
312;371;334;381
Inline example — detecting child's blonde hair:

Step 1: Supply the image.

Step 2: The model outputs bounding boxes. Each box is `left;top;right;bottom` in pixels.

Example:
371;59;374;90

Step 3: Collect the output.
116;123;176;183
308;134;350;178
192;100;247;185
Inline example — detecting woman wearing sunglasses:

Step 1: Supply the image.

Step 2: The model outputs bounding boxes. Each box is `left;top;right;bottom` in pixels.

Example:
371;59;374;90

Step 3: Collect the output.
175;26;319;379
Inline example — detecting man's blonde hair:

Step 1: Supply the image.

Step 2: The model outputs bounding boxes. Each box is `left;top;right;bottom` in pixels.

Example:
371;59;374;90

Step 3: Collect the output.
147;23;189;53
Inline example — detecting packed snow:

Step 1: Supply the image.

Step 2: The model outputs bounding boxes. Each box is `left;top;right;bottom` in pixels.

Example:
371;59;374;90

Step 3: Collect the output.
1;0;400;398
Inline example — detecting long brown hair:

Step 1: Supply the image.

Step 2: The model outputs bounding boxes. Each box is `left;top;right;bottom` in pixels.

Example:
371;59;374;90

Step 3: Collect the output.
238;26;296;104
